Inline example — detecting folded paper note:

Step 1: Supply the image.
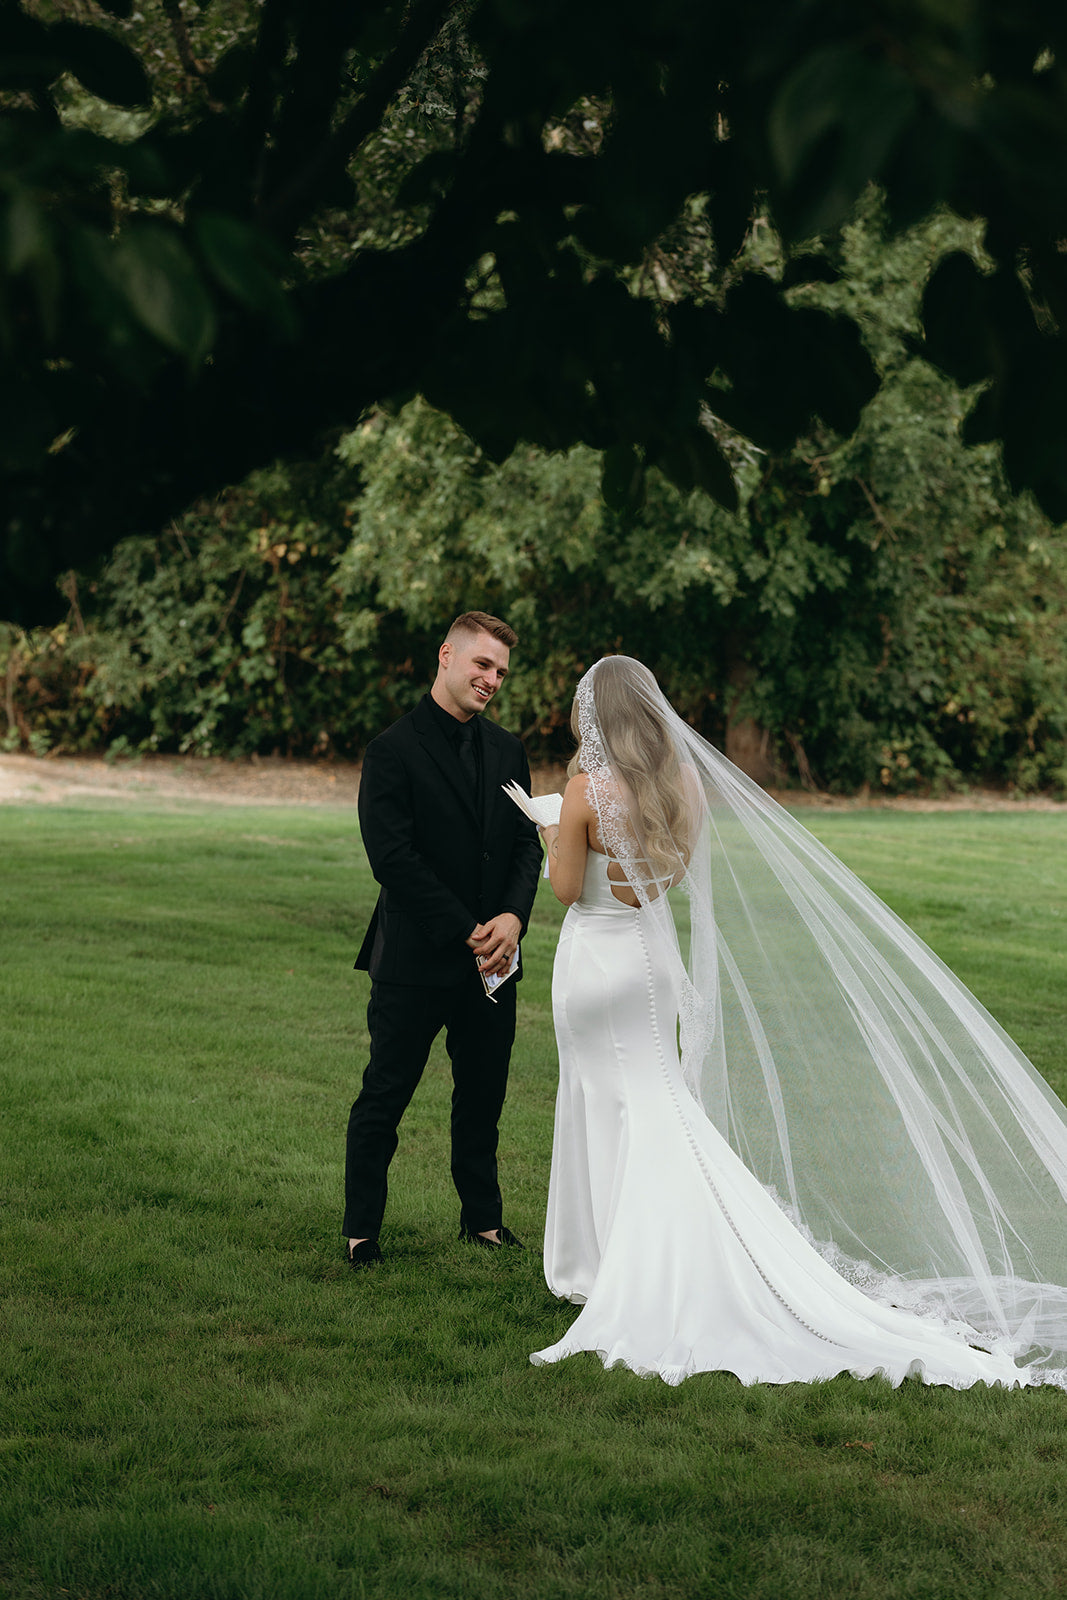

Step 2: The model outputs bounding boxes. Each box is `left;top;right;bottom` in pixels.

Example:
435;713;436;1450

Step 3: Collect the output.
501;782;564;875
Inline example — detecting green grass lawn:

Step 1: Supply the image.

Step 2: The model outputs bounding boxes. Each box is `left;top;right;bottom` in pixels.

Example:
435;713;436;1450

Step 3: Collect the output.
2;800;1066;1600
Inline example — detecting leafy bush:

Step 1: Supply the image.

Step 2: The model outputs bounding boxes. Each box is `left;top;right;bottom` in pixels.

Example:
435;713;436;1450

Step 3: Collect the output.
4;197;1067;793
3;459;365;758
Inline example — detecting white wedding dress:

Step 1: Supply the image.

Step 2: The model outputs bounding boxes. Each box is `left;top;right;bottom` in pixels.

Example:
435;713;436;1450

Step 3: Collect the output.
530;848;1030;1389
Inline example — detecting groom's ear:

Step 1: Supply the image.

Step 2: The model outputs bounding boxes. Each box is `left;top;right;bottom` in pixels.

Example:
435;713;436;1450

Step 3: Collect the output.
438;641;453;671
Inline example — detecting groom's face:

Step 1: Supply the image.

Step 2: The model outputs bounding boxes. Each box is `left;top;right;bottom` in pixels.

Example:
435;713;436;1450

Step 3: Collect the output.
434;629;510;720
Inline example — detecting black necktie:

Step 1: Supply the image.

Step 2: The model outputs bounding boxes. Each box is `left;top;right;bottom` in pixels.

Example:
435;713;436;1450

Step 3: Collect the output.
456;720;478;798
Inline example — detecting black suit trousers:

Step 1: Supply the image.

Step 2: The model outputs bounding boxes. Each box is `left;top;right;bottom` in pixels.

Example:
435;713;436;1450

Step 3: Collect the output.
343;970;517;1239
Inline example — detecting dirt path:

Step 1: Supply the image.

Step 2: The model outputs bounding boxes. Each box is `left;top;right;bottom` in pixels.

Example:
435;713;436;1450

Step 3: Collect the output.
1;751;1065;812
0;751;365;808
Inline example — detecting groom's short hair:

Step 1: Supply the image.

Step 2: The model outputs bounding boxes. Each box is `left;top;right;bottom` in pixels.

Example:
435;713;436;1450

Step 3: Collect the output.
446;611;518;650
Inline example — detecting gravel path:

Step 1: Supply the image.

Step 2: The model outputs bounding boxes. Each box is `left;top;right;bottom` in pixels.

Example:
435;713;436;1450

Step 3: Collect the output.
1;752;1064;811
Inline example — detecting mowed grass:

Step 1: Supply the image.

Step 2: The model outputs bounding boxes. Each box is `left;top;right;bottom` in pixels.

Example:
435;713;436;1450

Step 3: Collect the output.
1;799;1067;1600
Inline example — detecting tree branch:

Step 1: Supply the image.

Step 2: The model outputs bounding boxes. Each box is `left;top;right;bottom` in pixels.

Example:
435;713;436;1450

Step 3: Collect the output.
240;0;296;192
856;476;897;544
260;0;457;237
160;0;206;81
783;728;819;792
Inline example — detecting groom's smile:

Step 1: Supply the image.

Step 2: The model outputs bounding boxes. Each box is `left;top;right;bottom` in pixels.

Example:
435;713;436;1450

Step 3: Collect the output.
434;629;511;721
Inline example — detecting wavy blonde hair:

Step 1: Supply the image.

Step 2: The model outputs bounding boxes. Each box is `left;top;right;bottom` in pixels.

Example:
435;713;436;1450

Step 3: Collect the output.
568;656;694;882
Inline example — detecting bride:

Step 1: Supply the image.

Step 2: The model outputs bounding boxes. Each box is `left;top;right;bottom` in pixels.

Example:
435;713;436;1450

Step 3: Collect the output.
530;655;1067;1388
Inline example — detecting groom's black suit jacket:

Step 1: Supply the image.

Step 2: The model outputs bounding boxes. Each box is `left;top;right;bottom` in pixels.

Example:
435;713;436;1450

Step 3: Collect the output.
355;694;542;988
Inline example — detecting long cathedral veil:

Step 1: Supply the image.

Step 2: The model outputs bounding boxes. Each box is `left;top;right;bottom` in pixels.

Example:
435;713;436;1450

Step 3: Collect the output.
574;655;1067;1372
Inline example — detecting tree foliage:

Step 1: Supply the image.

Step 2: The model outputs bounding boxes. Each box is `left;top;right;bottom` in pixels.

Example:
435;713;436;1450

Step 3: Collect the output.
7;374;1065;791
6;195;1067;792
1;456;362;757
6;0;1067;624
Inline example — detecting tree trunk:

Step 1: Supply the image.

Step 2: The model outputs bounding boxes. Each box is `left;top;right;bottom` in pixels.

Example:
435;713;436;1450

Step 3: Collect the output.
724;657;776;785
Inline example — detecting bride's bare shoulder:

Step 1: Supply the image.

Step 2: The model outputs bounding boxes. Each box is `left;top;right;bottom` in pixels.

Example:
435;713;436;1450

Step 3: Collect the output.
679;761;706;810
564;772;598;813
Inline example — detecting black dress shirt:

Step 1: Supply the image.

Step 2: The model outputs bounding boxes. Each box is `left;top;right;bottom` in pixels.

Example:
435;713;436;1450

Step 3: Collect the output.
427;695;482;811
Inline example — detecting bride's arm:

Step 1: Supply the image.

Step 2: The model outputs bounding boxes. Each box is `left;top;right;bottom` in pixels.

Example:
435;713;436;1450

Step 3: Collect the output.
541;774;592;906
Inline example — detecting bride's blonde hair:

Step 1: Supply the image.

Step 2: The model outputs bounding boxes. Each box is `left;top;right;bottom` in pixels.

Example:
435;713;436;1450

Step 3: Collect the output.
568;656;693;880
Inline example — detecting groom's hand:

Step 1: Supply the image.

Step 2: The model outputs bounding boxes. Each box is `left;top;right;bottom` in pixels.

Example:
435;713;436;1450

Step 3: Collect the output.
467;912;522;977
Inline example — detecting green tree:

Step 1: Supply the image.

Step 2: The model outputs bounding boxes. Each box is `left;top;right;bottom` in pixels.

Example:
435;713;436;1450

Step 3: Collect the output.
8;0;1067;626
327;191;1067;792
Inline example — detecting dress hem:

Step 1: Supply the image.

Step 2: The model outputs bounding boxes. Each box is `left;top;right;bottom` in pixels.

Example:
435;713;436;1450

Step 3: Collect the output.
529;1343;1032;1391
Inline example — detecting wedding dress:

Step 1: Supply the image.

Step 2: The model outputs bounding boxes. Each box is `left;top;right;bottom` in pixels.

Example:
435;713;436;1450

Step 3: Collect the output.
532;849;1027;1387
529;656;1067;1388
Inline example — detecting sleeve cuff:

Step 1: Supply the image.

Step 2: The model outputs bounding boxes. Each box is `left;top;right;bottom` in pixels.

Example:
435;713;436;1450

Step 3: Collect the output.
500;905;529;935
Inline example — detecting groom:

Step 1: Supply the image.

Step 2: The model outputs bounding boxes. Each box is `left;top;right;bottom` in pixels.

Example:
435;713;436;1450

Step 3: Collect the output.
344;611;543;1267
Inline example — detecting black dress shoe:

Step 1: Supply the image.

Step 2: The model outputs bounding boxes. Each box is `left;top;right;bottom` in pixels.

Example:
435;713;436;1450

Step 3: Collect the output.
459;1225;524;1250
345;1239;382;1269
